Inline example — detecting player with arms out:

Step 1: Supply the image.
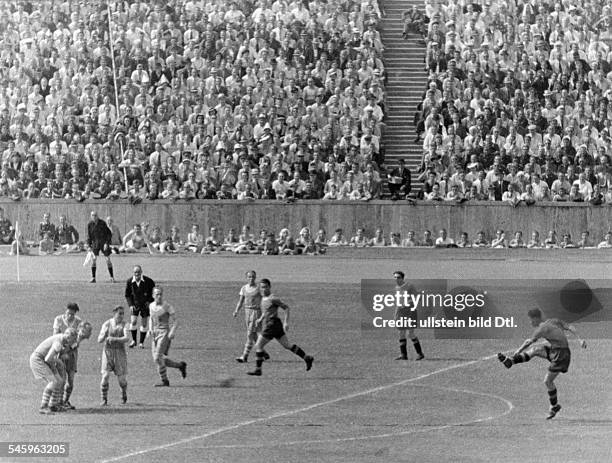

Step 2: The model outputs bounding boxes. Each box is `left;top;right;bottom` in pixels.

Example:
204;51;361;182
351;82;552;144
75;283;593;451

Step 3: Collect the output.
233;270;270;363
497;308;587;419
247;279;314;376
98;306;131;405
393;271;424;360
148;287;187;386
52;303;91;409
86;211;115;283
30;328;78;414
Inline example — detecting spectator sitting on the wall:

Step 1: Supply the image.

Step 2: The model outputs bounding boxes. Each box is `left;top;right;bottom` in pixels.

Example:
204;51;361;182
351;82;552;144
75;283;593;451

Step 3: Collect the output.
328;228;348;246
38;231;55;255
473;231;489;248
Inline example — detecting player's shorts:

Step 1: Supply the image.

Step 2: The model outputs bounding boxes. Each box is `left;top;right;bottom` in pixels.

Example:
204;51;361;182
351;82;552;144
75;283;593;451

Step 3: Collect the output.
245;308;261;334
30;352;59;383
131;305;150;318
261;317;285;340
546;346;571;373
395;306;418;328
151;330;171;360
91;242;112;257
101;346;128;376
61;349;78;373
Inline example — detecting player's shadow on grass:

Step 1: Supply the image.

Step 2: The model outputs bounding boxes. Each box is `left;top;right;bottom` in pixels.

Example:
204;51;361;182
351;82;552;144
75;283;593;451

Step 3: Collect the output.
561;418;612;425
171;384;250;389
415;357;481;362
70;406;175;414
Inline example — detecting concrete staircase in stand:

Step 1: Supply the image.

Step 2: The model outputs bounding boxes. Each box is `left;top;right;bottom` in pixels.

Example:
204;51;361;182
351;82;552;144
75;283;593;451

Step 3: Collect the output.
381;0;429;190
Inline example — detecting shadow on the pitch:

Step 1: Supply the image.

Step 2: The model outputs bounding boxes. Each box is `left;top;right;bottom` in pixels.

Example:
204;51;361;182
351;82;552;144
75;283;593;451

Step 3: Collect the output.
171;384;249;389
70;406;175;414
411;357;479;362
561;418;612;425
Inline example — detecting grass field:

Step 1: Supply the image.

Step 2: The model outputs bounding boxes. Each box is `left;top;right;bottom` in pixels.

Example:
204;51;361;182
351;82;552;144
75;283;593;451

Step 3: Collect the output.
0;253;611;463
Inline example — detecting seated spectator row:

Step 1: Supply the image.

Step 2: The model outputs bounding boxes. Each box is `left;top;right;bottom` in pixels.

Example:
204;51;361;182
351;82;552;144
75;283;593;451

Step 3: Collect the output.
0;0;390;203
3;209;612;256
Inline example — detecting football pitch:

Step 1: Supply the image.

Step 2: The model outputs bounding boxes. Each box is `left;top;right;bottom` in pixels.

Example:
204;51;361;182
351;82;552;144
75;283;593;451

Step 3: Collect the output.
0;254;610;463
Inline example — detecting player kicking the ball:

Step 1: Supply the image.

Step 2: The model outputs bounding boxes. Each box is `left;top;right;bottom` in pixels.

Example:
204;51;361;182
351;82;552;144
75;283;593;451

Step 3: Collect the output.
247;279;313;376
497;308;587;419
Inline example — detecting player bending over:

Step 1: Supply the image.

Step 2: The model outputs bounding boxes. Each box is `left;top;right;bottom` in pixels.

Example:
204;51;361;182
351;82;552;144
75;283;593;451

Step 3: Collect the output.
98;306;131;405
498;308;587;419
30;328;78;414
247;279;313;376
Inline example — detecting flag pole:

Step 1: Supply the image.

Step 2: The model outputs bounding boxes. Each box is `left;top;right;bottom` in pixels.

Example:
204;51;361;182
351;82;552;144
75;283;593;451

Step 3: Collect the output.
15;218;20;283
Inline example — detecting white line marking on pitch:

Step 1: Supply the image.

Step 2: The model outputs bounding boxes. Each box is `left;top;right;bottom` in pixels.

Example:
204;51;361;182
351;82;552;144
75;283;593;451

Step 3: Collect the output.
100;354;509;462
197;384;514;449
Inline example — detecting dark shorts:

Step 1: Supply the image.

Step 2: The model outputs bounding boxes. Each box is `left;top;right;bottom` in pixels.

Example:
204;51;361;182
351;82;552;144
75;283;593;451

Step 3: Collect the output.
395;306;418;327
546;346;571;373
131;305;150;318
92;242;112;257
261;317;285;340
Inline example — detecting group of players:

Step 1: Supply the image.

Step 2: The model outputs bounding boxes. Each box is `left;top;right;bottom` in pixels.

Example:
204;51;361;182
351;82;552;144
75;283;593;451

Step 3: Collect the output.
30;262;585;420
29;265;187;414
30;266;313;414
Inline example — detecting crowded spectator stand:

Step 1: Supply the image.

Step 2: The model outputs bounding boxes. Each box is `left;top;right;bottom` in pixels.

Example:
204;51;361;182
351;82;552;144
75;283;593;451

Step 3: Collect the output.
0;0;393;203
412;0;612;204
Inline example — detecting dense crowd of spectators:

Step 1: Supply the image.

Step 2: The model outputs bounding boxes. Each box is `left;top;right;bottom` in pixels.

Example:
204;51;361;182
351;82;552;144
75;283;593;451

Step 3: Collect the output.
0;0;390;202
411;0;612;204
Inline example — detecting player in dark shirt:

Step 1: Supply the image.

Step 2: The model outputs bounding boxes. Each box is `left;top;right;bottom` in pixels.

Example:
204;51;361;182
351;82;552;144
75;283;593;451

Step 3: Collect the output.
86;211;115;283
498;308;587;419
247;279;313;376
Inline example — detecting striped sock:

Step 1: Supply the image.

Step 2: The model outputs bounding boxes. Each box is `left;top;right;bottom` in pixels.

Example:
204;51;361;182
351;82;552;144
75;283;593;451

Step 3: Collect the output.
101;382;109;402
255;351;264;370
548;388;558;406
290;344;306;359
49;388;62;407
243;338;254;357
158;364;168;382
512;353;530;364
63;383;73;403
41;385;53;408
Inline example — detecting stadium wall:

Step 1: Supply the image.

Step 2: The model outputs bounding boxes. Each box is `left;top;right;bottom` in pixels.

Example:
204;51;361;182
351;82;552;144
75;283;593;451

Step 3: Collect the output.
0;200;610;241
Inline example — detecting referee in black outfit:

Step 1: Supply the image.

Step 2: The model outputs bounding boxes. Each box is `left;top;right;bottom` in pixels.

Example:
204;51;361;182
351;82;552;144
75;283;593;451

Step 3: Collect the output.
125;265;156;348
87;211;114;283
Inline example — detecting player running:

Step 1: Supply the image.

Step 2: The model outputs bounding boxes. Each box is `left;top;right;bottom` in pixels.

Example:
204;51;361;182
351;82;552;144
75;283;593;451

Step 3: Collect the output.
497;308;587;419
233;270;269;363
30;328;78;414
98;306;131;405
247;279;313;376
148;287;187;386
393;271;424;360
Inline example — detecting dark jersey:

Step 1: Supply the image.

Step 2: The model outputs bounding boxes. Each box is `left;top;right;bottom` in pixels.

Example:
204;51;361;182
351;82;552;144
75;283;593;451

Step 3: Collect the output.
87;218;112;247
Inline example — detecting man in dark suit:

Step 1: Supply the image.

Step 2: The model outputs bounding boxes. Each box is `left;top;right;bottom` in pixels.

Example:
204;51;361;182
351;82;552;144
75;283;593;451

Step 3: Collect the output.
387;159;412;199
124;265;156;348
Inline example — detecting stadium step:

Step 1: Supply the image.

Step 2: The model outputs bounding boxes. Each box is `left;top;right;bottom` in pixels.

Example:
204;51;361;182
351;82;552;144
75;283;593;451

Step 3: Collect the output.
381;0;427;188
